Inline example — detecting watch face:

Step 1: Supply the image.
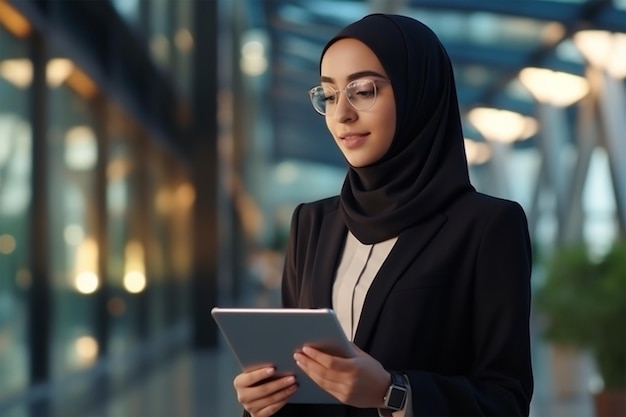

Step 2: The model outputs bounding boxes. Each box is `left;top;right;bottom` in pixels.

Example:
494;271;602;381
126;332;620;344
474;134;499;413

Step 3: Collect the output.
387;387;406;409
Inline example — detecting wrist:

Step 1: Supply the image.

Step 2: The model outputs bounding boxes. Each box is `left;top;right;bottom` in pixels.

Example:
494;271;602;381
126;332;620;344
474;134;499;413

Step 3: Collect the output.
378;371;392;408
382;370;408;412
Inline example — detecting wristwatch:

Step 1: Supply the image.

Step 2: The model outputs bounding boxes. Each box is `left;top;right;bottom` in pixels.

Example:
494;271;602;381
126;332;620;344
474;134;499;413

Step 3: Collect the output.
383;371;408;412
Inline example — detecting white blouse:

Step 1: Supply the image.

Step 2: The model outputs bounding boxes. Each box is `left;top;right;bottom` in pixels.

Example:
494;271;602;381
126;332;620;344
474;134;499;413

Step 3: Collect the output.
333;231;398;340
331;231;412;417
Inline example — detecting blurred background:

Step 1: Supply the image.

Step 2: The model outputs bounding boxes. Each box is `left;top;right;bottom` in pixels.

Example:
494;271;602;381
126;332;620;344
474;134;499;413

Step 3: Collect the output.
0;0;624;416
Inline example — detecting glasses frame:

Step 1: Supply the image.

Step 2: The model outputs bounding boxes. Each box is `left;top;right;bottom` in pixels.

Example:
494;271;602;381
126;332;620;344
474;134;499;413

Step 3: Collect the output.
308;78;391;116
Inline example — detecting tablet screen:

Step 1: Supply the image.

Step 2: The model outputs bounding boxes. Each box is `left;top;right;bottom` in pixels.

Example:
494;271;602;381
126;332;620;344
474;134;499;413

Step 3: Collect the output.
211;307;354;404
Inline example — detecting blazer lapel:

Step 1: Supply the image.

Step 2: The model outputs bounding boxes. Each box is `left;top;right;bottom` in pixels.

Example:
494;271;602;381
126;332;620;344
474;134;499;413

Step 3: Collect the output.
310;209;347;308
354;214;447;348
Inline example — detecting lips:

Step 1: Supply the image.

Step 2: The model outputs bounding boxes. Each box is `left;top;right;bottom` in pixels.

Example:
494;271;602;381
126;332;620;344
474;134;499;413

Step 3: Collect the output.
339;132;369;149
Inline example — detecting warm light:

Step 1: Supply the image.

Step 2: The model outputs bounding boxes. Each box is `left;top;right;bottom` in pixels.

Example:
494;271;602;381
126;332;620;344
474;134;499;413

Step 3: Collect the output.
0;0;32;38
0;59;32;88
175;183;196;208
66;67;98;99
74;237;99;293
467;107;538;143
541;22;566;45
607;33;626;78
174;29;194;52
573;30;614;69
519;67;590;106
574;30;626;78
46;58;74;87
107;159;131;180
74;336;98;365
155;188;173;214
241;39;267;76
124;240;146;293
0;234;16;254
124;271;146;293
464;139;492;166
64;126;98;170
75;271;99;294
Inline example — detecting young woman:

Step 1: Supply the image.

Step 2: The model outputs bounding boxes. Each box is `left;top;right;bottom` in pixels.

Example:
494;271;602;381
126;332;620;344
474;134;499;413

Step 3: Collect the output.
233;13;533;417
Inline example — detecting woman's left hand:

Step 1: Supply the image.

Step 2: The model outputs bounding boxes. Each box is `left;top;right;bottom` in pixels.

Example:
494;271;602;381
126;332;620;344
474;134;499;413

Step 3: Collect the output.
293;343;391;408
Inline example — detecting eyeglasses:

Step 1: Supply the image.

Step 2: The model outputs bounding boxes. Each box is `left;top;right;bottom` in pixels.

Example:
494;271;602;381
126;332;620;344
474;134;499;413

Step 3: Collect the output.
308;79;390;115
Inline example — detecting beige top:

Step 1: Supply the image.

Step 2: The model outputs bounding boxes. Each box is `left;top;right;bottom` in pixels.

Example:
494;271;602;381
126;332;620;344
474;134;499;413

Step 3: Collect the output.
332;231;412;417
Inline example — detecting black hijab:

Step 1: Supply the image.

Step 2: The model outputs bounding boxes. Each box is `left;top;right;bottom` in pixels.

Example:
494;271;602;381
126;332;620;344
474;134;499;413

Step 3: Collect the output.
320;14;474;244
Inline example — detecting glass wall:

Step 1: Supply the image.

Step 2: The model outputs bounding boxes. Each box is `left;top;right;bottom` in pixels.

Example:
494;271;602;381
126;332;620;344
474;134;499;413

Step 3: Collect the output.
106;105;145;356
46;57;101;378
0;22;32;400
0;0;198;412
110;0;194;98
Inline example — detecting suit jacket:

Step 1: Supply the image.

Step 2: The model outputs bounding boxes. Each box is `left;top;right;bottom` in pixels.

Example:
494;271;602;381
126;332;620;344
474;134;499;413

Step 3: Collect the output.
273;190;533;417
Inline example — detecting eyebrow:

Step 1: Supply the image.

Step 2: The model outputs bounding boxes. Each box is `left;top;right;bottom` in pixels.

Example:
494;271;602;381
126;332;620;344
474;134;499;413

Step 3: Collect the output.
320;70;387;84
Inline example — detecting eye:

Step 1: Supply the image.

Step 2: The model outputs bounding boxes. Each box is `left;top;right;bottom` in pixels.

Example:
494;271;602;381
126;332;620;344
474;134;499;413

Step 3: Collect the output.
355;88;374;98
349;81;375;98
323;93;337;103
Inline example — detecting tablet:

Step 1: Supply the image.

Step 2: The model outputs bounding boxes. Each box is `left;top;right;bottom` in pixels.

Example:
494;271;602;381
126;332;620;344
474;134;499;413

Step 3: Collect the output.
211;307;355;404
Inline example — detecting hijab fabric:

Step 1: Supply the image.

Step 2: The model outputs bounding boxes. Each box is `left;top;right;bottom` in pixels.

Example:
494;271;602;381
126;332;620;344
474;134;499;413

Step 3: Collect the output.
321;14;474;244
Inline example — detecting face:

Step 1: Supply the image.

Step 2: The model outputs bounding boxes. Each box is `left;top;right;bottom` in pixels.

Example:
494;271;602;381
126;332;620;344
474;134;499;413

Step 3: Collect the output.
320;38;396;167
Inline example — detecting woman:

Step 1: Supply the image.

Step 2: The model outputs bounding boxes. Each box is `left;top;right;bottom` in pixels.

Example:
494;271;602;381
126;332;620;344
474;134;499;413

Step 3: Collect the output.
234;13;533;417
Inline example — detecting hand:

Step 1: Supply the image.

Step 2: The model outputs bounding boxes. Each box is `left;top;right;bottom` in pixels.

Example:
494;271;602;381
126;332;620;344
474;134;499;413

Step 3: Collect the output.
293;343;391;408
233;366;298;417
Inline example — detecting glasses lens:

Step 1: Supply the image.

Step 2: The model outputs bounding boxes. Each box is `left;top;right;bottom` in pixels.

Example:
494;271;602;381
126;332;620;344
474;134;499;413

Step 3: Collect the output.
309;86;330;115
308;80;379;115
346;80;376;110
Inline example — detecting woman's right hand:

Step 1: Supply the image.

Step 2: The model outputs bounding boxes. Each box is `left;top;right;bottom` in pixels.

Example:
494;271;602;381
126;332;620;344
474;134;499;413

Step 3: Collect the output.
233;367;298;417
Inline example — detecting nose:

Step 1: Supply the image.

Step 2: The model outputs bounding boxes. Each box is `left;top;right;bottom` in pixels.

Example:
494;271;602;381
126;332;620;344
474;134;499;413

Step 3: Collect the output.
332;91;356;123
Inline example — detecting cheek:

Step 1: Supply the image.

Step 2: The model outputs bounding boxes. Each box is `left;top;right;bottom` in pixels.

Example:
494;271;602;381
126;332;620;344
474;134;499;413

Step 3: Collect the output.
325;118;337;142
380;108;396;152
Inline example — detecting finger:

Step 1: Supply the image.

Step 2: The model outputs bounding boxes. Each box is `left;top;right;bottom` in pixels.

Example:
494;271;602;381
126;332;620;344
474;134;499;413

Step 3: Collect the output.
239;375;297;404
234;367;275;389
294;352;345;392
300;346;350;370
247;384;298;417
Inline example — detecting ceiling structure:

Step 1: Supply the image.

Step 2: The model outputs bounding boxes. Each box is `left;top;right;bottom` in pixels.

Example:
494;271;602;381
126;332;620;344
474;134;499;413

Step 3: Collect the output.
250;0;625;169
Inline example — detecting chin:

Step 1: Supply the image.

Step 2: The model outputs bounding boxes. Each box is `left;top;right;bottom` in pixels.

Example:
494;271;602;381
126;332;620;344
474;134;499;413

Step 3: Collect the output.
346;156;374;168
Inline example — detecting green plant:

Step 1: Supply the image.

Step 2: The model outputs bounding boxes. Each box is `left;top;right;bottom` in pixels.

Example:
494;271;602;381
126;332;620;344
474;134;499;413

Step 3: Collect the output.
534;241;626;389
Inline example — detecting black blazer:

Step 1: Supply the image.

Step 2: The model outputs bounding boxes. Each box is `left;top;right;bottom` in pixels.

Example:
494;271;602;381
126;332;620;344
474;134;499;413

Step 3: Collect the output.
275;191;533;416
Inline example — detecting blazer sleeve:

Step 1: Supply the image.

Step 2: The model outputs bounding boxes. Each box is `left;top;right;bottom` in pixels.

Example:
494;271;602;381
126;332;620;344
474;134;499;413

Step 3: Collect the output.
406;202;533;416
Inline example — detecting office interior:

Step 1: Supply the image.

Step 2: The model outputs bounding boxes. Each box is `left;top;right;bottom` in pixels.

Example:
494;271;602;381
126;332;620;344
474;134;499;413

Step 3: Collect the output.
0;0;624;416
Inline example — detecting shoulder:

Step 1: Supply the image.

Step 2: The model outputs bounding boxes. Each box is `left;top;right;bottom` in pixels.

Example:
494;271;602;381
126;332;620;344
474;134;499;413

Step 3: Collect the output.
443;191;530;249
291;195;340;224
452;191;528;222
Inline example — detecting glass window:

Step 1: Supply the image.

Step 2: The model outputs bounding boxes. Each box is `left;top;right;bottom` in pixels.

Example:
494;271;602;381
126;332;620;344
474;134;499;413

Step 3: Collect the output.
0;23;32;400
145;143;171;333
106;106;145;357
110;0;141;28
47;57;100;379
167;163;194;322
172;0;194;97
148;0;172;68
